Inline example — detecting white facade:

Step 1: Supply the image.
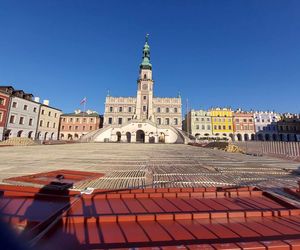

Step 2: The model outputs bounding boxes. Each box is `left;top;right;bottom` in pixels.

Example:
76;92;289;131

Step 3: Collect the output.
36;103;62;140
6;96;40;139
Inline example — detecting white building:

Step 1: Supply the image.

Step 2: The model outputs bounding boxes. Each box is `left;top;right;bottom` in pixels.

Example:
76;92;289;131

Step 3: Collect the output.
83;35;188;143
36;98;62;141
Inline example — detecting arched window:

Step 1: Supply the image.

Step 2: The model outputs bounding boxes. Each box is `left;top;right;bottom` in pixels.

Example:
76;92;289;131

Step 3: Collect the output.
144;74;147;79
157;107;161;113
166;108;169;113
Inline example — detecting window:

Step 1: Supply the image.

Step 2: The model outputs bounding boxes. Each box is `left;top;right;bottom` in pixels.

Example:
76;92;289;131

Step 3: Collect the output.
119;107;123;112
214;125;217;130
218;125;221;130
12;102;17;108
83;126;85;130
157;107;161;113
54;113;57;118
143;106;147;112
110;107;113;112
165;118;170;125
29;118;33;126
41;110;45;115
39;120;43;126
144;74;147;79
166;108;169;113
0;112;3;122
118;118;122;125
19;117;24;125
128;118;131;121
90;126;93;130
47;122;50;128
174;108;178;113
69;126;72;130
62;126;65;130
143;96;147;100
201;118;205;122
249;119;253;122
262;119;265;122
229;125;232;130
207;118;210;122
90;118;93;122
33;107;37;113
243;119;247;122
23;105;28;111
48;111;51;116
0;98;4;105
108;118;112;124
53;123;56;128
83;118;86;122
76;118;80;122
128;107;132;112
223;125;226;130
196;125;199;129
202;125;205;130
157;118;161;125
196;118;199;121
70;118;73;122
63;118;66;122
75;126;78;130
207;125;211;130
174;118;178;125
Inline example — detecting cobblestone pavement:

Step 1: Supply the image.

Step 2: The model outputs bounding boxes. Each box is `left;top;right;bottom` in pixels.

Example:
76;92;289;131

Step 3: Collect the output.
0;143;299;192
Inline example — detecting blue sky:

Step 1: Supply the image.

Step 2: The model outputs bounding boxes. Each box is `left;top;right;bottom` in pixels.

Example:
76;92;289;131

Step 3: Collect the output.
0;0;299;114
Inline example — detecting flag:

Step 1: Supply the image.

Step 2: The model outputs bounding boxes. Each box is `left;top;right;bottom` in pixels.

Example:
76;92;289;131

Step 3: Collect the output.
80;97;87;105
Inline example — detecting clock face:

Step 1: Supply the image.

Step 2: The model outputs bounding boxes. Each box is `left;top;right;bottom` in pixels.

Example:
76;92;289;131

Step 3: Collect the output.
142;84;148;90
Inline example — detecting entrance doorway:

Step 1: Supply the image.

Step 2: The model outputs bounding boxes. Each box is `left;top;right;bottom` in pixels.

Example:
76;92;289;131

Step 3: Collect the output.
159;132;165;143
126;132;131;143
136;130;145;143
116;132;121;142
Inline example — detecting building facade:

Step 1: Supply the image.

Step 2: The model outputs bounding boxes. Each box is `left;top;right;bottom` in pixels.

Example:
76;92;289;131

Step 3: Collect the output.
232;110;255;141
36;100;62;141
210;108;233;139
254;111;281;141
89;35;185;144
276;114;300;142
185;110;212;139
2;87;40;139
0;90;11;140
60;110;102;140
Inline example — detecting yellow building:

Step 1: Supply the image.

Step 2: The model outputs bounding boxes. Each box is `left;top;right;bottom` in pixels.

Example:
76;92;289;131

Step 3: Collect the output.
210;108;233;138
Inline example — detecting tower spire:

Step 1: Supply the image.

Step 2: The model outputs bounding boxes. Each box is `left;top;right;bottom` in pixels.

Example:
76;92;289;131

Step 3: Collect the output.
140;34;152;70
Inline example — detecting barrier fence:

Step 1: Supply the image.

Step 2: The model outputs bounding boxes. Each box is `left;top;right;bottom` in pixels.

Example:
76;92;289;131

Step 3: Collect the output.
233;141;300;162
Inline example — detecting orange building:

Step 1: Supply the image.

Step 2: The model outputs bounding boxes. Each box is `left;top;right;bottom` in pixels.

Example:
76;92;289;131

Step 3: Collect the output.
232;110;255;141
59;110;102;140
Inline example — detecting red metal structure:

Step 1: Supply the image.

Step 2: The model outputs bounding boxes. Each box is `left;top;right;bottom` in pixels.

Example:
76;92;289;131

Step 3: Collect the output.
1;171;300;249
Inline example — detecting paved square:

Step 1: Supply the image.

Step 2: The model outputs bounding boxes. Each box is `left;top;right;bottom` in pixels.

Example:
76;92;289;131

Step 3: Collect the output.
0;143;299;192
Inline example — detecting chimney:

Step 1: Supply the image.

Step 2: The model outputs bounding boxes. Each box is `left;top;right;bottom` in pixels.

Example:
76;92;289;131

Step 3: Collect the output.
43;100;49;106
34;97;40;103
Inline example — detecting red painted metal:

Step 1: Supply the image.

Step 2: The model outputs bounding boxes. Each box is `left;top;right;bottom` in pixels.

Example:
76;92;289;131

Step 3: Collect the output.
3;169;104;189
1;177;300;249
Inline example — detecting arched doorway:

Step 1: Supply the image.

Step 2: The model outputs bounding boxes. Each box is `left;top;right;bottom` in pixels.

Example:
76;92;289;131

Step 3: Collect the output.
244;134;249;141
36;132;41;140
251;134;255;141
44;132;48;140
51;132;54;140
126;132;131;143
258;134;264;141
229;134;234;141
272;134;277;141
149;132;155;143
68;134;73;140
116;132;121;142
237;134;242;141
17;130;23;137
28;131;33;139
60;134;64;140
136;130;145;143
195;133;200;139
159;132;165;143
265;134;270;141
3;129;11;140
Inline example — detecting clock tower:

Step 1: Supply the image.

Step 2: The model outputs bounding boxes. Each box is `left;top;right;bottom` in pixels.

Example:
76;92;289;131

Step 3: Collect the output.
135;34;155;121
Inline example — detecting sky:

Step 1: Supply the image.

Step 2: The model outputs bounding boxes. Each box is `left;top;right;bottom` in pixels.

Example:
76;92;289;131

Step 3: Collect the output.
0;0;299;114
